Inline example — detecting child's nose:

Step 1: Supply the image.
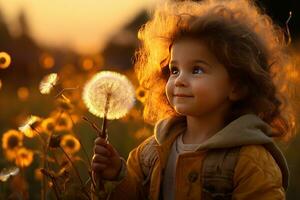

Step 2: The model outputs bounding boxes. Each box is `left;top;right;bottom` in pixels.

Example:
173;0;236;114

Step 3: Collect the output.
174;73;188;87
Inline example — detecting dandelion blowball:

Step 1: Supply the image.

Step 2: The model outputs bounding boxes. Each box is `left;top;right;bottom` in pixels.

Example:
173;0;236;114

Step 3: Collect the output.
83;71;135;119
39;73;59;94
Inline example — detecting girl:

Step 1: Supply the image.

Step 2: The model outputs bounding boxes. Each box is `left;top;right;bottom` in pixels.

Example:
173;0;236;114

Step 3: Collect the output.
92;0;296;199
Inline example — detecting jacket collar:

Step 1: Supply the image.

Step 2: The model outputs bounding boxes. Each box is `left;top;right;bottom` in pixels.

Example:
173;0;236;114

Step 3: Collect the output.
154;114;273;149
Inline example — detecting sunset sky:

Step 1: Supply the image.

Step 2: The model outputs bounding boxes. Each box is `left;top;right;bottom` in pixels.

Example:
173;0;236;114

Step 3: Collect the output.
0;0;160;54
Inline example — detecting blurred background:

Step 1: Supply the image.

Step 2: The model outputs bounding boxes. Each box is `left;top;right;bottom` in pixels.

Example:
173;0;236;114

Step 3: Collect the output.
0;0;299;199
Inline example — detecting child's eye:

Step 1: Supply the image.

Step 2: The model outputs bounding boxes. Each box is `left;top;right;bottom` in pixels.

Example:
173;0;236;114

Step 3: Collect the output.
169;66;179;75
193;66;204;74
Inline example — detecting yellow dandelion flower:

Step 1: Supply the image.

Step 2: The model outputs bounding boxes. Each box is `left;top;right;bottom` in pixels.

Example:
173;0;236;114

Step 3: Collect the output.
41;117;56;134
2;130;23;161
83;71;135;119
19;115;42;138
2;129;23;150
0;52;11;69
39;73;59;94
135;86;147;103
15;147;34;168
60;135;80;154
0;166;19;182
54;113;72;131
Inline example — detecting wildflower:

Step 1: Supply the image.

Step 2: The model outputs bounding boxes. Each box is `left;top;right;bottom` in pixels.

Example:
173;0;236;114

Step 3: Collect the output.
39;73;59;94
135;86;147;103
2;130;23;161
41;117;56;134
2;130;23;150
0;51;11;69
0;166;20;182
60;134;80;154
19;115;42;138
15;147;34;168
82;71;135;119
53;112;73;131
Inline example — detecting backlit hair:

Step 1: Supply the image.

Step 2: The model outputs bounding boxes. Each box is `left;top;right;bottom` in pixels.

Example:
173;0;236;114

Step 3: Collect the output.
134;0;296;141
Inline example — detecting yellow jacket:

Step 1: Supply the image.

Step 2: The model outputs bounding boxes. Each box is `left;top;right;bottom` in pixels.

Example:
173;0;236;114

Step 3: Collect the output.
109;114;288;200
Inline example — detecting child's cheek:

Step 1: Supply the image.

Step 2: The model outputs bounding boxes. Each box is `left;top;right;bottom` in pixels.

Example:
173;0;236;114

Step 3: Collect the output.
165;79;175;105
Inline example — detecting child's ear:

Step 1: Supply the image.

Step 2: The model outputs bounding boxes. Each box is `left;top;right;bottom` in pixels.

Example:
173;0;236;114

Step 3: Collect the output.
229;83;248;101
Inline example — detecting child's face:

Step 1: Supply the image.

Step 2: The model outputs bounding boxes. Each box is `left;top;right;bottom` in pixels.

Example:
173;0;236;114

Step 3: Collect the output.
166;38;236;118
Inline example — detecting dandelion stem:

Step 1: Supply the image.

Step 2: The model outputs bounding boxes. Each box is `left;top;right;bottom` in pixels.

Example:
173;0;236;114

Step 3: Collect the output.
67;111;96;190
31;126;47;147
82;116;102;135
68;113;92;165
59;146;91;200
100;93;111;139
41;169;61;200
31;126;48;200
94;93;112;200
54;86;79;99
50;177;61;200
42;146;47;200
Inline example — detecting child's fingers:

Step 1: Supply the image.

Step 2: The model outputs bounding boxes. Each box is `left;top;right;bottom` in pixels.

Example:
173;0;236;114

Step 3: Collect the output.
92;163;107;171
94;137;108;146
105;143;118;156
94;145;111;156
92;154;111;164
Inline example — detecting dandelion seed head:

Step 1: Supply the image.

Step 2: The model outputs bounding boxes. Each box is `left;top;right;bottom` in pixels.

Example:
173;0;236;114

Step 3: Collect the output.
83;71;135;119
0;166;20;182
19;115;42;138
39;73;59;94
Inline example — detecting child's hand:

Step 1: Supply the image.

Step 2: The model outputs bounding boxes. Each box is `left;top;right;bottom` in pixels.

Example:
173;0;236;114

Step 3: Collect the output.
92;137;122;181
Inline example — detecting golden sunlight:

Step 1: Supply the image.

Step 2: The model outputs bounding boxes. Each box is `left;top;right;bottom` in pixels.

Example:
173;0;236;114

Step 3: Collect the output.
0;0;161;54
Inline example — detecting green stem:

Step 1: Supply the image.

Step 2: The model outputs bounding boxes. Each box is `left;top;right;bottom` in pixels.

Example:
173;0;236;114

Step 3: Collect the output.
59;147;91;200
32;127;47;200
42;146;47;200
66;111;97;191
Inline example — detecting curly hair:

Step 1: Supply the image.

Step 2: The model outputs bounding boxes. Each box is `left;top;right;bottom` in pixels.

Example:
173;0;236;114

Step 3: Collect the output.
134;0;296;141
